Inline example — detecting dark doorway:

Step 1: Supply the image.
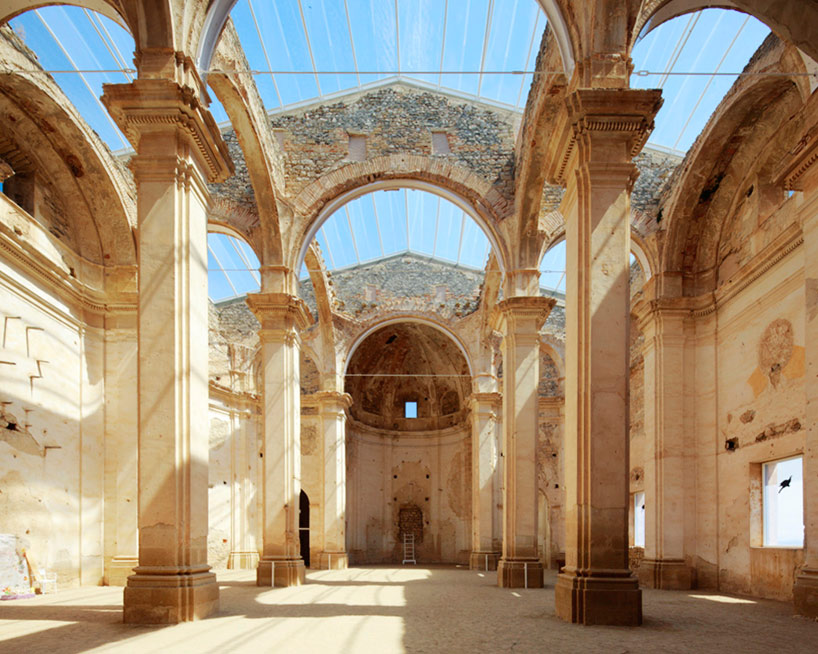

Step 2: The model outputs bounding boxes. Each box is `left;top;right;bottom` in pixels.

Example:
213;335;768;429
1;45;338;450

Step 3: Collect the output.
299;489;310;567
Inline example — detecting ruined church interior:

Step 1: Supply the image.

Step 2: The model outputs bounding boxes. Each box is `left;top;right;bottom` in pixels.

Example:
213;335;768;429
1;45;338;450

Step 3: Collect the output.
1;0;818;651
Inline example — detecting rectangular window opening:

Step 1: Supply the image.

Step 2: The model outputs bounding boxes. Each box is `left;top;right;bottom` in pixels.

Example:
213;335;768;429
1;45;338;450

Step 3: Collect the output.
633;491;645;548
404;401;417;419
762;455;804;547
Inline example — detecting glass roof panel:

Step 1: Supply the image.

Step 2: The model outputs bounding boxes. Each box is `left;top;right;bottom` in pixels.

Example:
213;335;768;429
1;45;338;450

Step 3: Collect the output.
540;240;566;295
10;6;133;151
633;9;770;153
208;232;261;301
305;188;490;277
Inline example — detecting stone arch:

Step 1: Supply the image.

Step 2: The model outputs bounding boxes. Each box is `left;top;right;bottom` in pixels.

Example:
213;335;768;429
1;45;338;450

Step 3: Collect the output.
0;44;136;270
633;0;818;64
304;242;339;390
292;157;512;276
660;70;804;286
343;316;474;380
207;20;284;266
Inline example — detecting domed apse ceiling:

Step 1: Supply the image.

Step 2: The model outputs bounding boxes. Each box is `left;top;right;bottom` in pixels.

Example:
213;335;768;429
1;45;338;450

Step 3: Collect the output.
345;322;470;432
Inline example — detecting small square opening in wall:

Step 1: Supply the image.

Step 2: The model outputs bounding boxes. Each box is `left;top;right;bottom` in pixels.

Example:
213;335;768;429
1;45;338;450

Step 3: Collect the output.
762;455;804;547
348;134;367;161
431;131;451;155
405;401;417;419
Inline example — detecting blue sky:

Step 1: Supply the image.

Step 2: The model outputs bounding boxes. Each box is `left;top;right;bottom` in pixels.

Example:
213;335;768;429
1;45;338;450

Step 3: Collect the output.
9;3;770;300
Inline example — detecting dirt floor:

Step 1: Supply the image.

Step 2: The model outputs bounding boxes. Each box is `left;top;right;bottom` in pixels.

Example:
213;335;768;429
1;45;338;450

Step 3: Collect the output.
0;566;816;653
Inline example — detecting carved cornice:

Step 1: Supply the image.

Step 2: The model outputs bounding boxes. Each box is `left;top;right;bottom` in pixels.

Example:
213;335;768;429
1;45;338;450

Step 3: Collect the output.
774;122;818;191
543;88;663;186
0;226;137;317
495;296;556;333
101;79;234;183
246;292;313;332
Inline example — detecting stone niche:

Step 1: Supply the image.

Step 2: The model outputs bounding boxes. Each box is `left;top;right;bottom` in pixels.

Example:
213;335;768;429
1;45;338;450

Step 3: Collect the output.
345;322;472;564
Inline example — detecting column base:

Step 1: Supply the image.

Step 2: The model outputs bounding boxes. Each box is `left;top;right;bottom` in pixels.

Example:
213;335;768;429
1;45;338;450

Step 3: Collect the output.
123;566;218;624
638;558;694;589
793;567;818;618
470;551;501;571
105;555;138;587
497;557;544;588
317;551;348;570
555;569;642;625
228;551;260;570
256;557;305;587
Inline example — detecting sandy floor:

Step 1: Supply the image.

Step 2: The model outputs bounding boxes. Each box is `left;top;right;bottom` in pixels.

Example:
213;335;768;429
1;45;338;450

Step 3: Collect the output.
0;566;816;654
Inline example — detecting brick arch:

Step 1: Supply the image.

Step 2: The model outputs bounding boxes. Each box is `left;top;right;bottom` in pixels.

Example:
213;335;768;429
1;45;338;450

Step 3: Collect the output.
291;156;513;275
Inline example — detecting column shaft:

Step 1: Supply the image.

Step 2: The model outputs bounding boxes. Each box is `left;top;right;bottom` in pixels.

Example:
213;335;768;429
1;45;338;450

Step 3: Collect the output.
470;392;502;571
316;391;352;569
103;79;233;624
638;304;693;588
497;297;554;588
247;293;312;586
554;89;661;626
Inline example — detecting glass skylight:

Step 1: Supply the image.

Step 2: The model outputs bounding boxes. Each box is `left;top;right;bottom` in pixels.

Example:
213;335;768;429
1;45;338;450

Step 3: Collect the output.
228;0;545;115
632;9;770;153
9;6;134;151
208;232;261;301
308;188;491;275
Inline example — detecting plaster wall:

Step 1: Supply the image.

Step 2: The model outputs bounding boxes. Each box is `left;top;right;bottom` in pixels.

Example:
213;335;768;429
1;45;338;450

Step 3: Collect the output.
346;422;471;564
0;240;105;588
704;250;806;600
207;392;261;570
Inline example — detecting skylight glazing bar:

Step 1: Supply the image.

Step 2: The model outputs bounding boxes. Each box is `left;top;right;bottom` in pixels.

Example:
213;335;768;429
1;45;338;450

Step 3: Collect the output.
456;211;466;264
208;243;239;296
516;12;540;107
432;197;441;257
394;0;401;76
34;9;129;150
318;226;337;269
370;193;386;256
342;0;361;88
437;0;449;89
657;12;699;89
83;9;132;81
672;15;748;150
477;0;495;97
296;0;322;96
247;0;283;106
404;188;410;251
345;204;361;264
228;236;261;285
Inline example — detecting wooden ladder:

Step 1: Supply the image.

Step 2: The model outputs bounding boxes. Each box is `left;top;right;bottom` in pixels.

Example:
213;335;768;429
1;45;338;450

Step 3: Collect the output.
402;533;416;564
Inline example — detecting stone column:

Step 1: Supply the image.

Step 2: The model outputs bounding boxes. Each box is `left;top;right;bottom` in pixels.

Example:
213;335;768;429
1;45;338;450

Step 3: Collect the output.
496;296;554;587
793;163;818;617
246;292;312;586
228;406;260;570
635;299;693;589
102;79;233;623
315;390;352;570
552;89;661;626
470;391;502;571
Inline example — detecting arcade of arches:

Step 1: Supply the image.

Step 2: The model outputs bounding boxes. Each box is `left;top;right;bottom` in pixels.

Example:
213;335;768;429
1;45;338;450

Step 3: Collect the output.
1;0;818;640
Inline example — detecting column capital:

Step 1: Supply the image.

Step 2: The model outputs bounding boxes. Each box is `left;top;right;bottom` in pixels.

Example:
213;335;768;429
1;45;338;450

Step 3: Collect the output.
312;390;353;414
101;79;234;183
496;296;555;334
543;88;663;186
631;296;691;334
246;292;313;332
469;391;502;409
